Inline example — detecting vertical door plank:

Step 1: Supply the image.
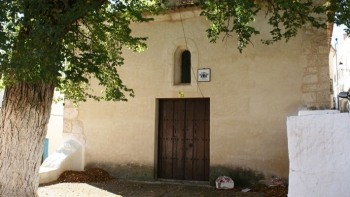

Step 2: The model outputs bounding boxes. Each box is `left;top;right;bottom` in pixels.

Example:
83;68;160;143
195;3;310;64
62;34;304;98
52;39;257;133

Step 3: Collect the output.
164;100;174;178
204;99;210;181
158;100;171;178
184;100;194;180
157;100;164;178
173;100;185;179
193;99;205;180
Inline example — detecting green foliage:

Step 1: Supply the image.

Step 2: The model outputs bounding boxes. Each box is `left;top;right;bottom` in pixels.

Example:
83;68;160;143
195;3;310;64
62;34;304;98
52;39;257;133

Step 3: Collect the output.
262;0;326;45
199;0;346;52
326;0;350;34
0;0;162;104
200;0;261;52
0;0;349;103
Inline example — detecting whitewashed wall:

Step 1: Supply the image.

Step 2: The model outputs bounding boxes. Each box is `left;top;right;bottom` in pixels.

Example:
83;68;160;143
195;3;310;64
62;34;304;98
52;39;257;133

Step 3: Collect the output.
287;113;350;197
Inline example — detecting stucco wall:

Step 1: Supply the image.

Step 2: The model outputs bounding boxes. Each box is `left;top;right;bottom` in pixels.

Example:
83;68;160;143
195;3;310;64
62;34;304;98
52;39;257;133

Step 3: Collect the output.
287;113;350;197
63;7;330;185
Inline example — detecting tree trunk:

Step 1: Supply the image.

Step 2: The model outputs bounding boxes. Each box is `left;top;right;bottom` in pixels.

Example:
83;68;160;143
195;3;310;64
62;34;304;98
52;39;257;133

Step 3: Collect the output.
0;82;55;197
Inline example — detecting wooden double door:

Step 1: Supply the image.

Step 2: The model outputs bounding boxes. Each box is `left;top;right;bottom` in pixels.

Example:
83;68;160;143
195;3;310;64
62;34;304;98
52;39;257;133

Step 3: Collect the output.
157;98;210;181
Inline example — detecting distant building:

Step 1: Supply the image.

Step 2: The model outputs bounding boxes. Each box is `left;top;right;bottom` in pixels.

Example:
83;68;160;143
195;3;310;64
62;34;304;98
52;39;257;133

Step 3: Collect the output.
332;33;350;111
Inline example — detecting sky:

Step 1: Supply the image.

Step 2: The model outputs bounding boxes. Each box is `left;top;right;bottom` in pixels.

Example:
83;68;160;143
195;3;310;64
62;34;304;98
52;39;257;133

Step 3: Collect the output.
331;24;347;48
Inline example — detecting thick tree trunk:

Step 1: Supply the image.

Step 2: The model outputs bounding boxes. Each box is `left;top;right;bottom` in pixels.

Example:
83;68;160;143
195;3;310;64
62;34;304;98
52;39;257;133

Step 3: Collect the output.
0;82;55;197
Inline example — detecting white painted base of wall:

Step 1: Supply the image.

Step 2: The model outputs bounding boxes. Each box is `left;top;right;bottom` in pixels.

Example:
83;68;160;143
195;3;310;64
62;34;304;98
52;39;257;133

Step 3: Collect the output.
298;110;339;116
39;140;84;184
287;113;350;197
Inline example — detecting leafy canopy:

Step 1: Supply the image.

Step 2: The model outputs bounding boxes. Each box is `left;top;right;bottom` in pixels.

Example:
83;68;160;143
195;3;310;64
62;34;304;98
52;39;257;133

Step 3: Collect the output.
0;0;349;103
326;0;350;34
200;0;349;52
0;0;161;103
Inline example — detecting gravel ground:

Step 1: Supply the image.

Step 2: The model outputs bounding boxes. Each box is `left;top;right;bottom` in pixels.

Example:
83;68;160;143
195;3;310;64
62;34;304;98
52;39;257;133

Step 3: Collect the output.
38;169;287;197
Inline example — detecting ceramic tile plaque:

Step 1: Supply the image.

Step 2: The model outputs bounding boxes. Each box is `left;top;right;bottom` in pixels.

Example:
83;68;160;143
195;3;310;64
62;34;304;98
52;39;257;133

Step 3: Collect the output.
198;68;211;82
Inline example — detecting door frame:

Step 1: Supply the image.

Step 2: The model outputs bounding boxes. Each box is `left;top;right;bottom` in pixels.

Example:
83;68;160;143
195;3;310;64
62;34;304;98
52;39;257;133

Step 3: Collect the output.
155;98;210;181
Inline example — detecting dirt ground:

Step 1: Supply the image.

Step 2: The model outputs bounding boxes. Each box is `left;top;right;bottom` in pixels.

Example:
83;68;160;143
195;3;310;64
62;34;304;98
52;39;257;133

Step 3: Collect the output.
39;168;287;197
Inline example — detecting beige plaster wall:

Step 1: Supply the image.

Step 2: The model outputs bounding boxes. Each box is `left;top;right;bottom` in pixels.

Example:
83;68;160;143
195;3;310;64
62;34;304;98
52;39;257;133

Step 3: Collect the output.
63;7;330;184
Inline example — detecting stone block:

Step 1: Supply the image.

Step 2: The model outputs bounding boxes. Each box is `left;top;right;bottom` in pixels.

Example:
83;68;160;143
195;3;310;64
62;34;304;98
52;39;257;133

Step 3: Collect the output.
317;91;331;102
302;92;317;103
64;100;74;107
319;66;330;82
313;37;329;45
303;74;318;84
317;45;330;54
303;23;312;30
302;42;311;55
307;55;317;66
316;57;329;67
307;101;331;110
63;121;72;133
72;120;84;134
316;27;328;34
307;55;328;67
305;30;314;36
302;83;330;92
316;102;331;110
64;108;78;119
304;66;318;74
319;66;329;75
302;84;317;92
306;102;317;109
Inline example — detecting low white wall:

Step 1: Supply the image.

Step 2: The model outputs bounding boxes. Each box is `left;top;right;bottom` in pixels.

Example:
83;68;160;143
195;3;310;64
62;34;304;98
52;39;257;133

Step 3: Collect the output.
287;113;350;197
39;140;84;184
298;110;339;116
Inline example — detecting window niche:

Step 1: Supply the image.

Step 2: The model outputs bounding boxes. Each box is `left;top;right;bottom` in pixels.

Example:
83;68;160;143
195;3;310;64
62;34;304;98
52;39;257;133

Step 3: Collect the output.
174;46;191;85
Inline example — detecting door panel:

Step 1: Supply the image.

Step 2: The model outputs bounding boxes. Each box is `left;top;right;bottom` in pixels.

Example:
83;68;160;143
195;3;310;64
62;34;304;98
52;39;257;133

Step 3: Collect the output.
184;100;194;180
158;100;173;179
173;100;185;179
204;99;210;179
158;98;210;181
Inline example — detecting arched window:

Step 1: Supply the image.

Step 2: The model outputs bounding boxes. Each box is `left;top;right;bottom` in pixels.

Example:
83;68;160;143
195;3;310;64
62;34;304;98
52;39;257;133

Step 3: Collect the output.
181;50;191;83
168;38;198;88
